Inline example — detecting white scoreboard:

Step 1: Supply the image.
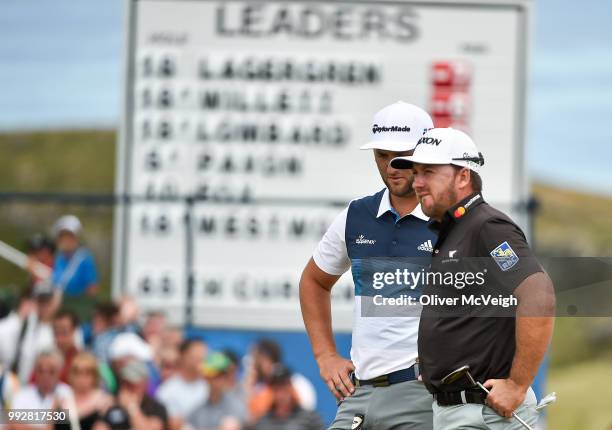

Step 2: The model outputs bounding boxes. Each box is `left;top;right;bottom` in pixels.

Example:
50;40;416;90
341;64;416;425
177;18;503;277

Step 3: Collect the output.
114;0;530;329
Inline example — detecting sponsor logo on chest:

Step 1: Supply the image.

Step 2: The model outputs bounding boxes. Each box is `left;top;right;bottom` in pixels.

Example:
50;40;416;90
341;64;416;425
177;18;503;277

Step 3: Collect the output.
417;239;434;252
355;234;376;245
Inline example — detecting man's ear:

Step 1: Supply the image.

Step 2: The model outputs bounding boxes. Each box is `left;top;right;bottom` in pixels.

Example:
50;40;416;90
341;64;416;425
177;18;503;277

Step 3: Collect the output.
456;167;472;190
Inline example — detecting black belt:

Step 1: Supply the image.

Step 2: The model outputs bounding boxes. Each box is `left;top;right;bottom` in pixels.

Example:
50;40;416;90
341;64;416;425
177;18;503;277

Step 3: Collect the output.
353;366;417;387
434;389;487;406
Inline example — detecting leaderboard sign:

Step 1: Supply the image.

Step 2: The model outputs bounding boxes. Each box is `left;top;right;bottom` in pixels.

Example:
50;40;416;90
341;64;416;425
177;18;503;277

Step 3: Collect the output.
114;0;530;329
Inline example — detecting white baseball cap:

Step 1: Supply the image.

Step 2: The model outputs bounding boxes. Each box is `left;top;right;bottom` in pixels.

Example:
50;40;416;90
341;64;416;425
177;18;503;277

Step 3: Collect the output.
390;128;484;173
53;214;82;237
109;332;153;362
360;101;433;151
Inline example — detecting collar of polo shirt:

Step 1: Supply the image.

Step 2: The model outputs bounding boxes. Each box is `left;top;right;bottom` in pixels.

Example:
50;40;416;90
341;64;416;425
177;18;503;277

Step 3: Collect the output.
428;192;485;231
376;188;429;221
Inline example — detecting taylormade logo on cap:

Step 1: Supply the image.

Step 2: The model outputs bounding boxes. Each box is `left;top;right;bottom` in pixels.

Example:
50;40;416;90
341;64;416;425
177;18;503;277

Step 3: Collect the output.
360;101;433;152
372;124;411;134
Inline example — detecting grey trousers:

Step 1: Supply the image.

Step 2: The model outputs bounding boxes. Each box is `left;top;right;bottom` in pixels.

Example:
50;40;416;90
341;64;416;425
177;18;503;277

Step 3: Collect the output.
328;380;433;430
432;387;539;430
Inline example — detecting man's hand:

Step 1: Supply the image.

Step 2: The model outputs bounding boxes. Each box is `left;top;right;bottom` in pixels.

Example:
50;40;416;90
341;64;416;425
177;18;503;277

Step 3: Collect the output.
300;258;350;401
317;352;355;401
17;297;35;319
483;378;527;418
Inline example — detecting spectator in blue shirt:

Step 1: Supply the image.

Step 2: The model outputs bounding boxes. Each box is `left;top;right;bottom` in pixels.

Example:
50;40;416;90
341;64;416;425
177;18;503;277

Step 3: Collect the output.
52;215;99;297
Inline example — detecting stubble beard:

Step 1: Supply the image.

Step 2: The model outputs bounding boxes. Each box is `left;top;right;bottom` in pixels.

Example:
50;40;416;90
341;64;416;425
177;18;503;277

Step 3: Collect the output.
386;175;416;198
419;185;457;219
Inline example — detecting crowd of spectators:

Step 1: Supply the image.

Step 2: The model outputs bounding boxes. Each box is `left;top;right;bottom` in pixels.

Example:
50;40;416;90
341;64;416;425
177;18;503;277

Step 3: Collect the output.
0;215;324;430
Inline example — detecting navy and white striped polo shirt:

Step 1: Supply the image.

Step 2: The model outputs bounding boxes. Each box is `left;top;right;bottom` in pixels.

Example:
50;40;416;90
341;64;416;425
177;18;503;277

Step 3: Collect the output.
313;188;437;380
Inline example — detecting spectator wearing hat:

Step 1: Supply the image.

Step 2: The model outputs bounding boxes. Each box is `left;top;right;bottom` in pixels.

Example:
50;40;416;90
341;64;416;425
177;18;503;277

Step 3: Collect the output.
250;365;324;430
186;352;247;430
106;332;159;395
96;360;168;430
156;339;209;430
52;214;99;297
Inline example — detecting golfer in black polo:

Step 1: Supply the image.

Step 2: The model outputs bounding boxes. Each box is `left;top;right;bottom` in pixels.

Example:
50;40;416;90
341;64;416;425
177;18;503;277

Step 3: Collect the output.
390;128;555;430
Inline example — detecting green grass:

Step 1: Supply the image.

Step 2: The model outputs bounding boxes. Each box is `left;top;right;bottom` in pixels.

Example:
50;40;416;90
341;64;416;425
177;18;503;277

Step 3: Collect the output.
0;129;116;192
547;354;612;430
532;183;612;256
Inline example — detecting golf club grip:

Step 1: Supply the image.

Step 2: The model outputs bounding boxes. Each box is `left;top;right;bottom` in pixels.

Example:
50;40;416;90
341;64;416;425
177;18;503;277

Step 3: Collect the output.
476;382;490;394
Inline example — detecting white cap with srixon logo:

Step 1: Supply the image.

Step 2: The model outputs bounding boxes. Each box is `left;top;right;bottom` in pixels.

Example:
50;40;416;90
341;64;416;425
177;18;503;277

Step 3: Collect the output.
360;101;433;151
390;127;485;173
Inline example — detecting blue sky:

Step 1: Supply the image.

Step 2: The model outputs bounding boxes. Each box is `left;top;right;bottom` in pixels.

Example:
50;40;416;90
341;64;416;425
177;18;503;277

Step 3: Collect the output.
528;0;612;196
1;0;611;195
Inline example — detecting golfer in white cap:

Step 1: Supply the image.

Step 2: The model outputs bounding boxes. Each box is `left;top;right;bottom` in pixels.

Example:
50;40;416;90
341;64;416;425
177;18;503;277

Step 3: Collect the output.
391;128;555;430
300;101;437;429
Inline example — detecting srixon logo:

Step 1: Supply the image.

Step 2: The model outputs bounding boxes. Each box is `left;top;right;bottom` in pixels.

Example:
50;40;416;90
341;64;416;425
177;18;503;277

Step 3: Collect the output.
417;137;442;146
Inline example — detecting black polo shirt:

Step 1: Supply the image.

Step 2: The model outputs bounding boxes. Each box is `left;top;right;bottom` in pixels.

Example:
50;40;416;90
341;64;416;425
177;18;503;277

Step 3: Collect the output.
418;192;542;394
